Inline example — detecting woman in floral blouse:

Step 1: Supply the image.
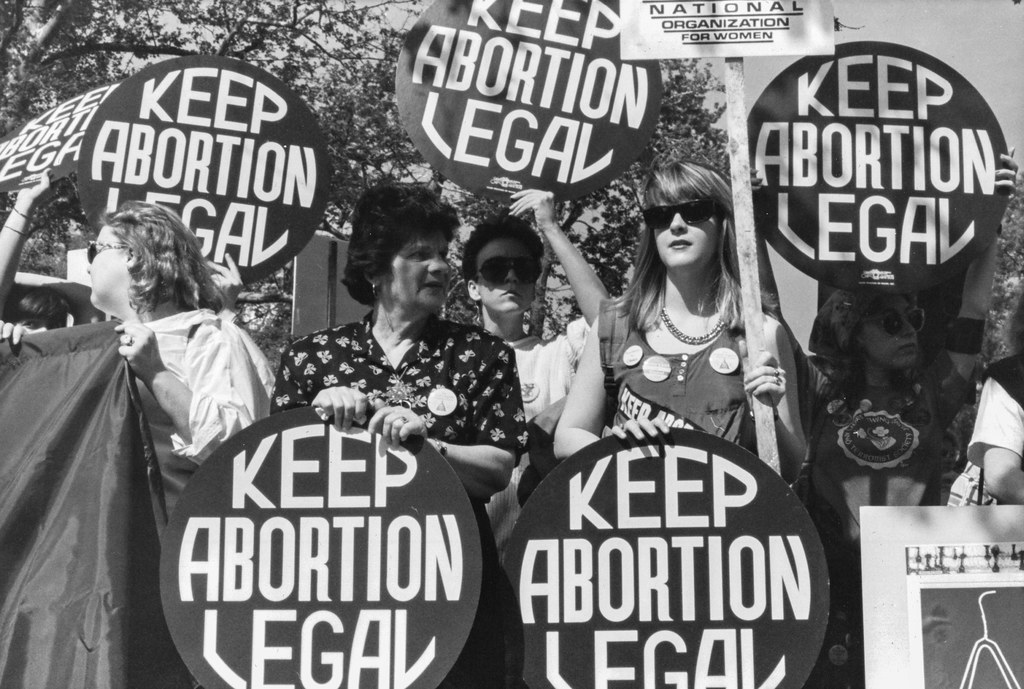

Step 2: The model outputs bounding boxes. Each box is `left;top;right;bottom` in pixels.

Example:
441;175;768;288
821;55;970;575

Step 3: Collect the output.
272;182;527;689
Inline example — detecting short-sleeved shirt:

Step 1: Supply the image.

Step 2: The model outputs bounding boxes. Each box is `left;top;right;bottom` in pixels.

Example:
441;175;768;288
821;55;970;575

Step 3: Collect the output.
806;351;970;546
271;314;527;689
969;378;1024;464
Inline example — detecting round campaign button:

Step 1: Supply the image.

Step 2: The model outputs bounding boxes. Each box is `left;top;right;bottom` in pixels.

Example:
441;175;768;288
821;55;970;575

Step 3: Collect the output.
642;356;672;382
709;347;740;374
521;382;539;404
428;386;458;416
622;345;644;367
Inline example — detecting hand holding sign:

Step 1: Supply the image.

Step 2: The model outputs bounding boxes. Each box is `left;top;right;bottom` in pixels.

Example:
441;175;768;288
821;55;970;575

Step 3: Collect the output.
396;0;662;200
749;42;1010;292
506;429;829;689
161;409;482;689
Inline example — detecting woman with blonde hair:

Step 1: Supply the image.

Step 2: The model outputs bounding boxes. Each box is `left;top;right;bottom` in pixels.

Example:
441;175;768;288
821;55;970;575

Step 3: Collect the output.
89;200;272;510
554;156;804;480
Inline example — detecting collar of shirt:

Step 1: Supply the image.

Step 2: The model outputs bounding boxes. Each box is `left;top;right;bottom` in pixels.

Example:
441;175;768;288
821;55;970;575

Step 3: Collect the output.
357;313;446;373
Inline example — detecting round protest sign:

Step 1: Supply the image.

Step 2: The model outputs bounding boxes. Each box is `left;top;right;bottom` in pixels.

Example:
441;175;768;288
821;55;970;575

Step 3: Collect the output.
0;84;118;192
749;41;1009;292
396;0;662;200
160;408;481;689
78;56;331;282
506;429;829;689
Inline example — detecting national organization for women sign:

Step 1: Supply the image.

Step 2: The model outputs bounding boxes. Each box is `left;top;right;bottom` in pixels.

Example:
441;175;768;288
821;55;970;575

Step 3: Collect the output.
160;409;482;689
749;41;1009;292
505;429;829;688
77;56;332;282
396;0;662;200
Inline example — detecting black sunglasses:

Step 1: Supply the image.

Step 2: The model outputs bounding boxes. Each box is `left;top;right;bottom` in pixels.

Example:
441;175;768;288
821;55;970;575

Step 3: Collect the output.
867;308;925;336
642;199;720;229
477;257;541;284
87;240;130;264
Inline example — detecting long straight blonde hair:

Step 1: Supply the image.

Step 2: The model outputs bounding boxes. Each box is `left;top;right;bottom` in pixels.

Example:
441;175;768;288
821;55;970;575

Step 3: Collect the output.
617;157;743;334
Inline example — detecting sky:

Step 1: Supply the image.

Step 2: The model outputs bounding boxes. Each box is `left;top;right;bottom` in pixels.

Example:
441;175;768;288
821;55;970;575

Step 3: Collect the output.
720;0;1024;345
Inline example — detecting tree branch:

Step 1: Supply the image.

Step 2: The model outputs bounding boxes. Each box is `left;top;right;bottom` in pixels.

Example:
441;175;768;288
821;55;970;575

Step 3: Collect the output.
39;42;198;65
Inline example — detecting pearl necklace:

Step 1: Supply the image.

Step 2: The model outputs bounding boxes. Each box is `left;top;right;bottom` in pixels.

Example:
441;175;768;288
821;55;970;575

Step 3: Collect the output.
660;308;724;345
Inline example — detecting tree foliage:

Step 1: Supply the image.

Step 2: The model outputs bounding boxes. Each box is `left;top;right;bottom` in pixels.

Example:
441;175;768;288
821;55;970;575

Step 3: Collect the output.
0;0;731;356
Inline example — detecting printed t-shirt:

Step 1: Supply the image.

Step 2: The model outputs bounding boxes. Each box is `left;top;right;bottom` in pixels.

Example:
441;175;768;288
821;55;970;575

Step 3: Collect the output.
806;351;970;545
601;306;755;455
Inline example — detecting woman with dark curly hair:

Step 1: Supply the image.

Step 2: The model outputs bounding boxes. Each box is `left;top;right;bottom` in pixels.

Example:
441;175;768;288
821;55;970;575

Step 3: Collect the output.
272;182;527;689
88;201;272;510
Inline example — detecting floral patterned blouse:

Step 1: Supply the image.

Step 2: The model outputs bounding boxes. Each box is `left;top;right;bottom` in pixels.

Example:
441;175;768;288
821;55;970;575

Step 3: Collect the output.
272;314;528;458
272;314;527;689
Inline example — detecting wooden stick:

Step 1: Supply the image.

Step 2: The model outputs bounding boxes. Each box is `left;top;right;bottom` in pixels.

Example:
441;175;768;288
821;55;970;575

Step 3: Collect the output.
724;56;781;475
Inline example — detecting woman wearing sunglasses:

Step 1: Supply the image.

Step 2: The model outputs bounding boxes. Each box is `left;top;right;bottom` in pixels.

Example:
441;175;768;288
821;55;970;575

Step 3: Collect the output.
800;150;1017;686
87;201;272;513
462;190;608;558
554;156;805;480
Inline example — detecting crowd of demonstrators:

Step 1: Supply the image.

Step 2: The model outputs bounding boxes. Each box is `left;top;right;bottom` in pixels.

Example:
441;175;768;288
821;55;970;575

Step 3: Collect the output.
2;141;1022;689
462;189;608;560
553;157;806;481
271;183;527;689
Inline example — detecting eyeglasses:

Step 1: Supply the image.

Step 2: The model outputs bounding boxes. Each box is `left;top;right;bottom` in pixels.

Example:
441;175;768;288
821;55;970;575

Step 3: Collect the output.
477;257;541;284
642;199;720;230
87;241;130;264
866;307;925;336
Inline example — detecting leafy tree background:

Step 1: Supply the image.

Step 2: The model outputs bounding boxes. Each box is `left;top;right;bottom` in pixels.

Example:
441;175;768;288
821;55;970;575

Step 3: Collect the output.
0;0;733;359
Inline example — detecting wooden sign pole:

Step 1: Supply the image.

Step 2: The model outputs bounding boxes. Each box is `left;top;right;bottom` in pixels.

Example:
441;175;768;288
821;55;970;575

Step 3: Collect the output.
724;57;781;475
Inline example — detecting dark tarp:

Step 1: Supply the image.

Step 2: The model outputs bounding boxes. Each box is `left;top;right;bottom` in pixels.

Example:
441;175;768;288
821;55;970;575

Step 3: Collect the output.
0;322;191;689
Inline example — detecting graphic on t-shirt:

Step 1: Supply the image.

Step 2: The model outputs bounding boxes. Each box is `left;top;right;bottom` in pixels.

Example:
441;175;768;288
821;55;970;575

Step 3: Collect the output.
616;384;693;429
837;409;920;469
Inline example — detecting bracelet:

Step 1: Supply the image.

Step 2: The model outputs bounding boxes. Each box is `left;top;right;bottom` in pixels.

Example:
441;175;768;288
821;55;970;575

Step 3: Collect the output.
431;439;448;457
946;317;985;355
11;208;28;219
2;225;26;237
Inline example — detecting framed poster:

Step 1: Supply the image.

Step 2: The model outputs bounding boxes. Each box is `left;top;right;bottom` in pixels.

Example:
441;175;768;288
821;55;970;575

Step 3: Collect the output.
861;506;1024;689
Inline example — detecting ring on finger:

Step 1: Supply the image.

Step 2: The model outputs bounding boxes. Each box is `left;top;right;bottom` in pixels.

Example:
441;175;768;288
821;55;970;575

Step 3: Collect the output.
120;335;135;346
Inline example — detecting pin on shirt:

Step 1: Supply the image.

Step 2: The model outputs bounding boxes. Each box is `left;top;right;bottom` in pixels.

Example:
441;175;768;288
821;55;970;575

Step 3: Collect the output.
709;347;740;374
427;386;457;416
622;345;643;367
642;356;672;382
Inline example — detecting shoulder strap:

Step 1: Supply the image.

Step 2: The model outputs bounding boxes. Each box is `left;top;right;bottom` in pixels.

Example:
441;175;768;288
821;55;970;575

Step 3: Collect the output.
984;353;1024;408
598;300;627;399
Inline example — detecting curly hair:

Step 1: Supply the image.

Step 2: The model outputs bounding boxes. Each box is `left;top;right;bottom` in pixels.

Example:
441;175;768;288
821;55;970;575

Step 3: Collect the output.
102;202;222;315
461;213;544;283
616;156;746;333
343;183;460;305
809;289;920;395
